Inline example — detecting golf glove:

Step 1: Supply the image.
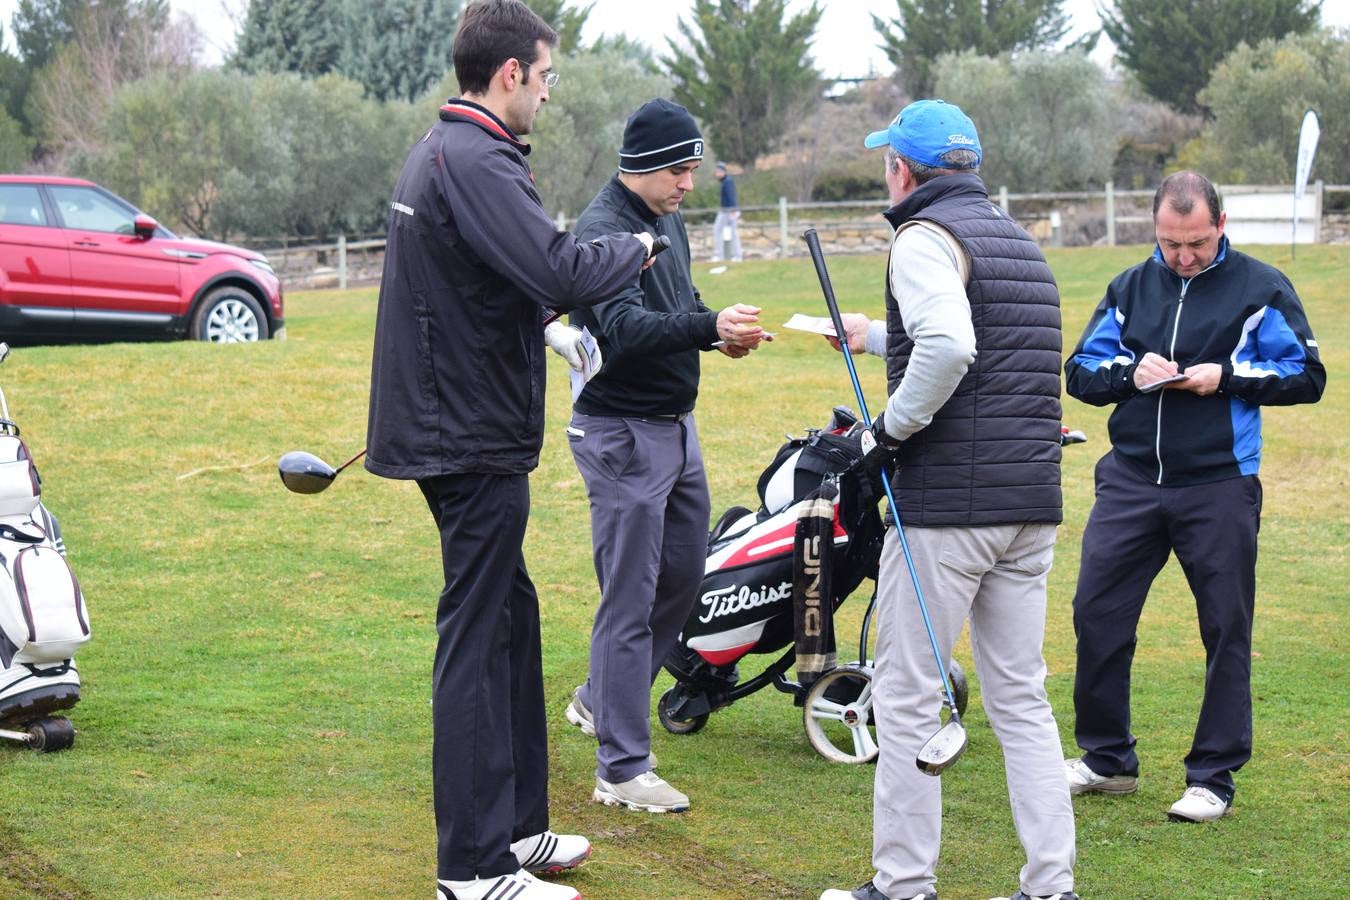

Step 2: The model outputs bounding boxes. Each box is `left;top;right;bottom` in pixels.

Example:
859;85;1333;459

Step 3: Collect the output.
633;232;655;257
544;321;601;375
858;411;903;493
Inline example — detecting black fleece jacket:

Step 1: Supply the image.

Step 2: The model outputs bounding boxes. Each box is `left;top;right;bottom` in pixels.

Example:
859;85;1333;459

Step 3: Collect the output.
570;176;720;417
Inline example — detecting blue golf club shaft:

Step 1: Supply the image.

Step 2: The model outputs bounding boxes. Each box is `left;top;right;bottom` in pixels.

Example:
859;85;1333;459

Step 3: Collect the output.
802;228;961;714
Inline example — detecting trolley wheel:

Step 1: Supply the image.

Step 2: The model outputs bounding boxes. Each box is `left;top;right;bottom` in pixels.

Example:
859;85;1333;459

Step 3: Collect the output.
803;665;878;764
27;716;75;752
658;686;708;735
945;659;969;718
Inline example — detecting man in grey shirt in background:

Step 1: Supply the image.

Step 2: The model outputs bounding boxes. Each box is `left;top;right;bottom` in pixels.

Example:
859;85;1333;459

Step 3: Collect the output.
820;99;1076;900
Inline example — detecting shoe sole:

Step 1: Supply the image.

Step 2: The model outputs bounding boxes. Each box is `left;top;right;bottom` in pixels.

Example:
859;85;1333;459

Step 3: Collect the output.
592;787;688;814
1069;780;1138;796
1167;808;1231;823
526;846;591;875
564;702;596;737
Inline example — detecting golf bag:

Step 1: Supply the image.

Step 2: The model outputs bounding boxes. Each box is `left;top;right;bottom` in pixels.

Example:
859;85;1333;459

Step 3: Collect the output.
659;408;886;727
0;349;87;750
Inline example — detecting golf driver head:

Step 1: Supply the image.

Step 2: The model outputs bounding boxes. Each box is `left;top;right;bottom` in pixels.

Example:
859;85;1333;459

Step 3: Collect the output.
916;715;968;776
278;451;337;494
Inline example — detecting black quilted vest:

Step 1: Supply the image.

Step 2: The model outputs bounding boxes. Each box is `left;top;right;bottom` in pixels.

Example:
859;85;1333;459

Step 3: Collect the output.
882;173;1062;527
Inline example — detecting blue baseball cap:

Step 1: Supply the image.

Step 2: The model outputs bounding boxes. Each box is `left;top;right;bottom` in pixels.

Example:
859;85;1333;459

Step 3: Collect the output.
863;99;982;169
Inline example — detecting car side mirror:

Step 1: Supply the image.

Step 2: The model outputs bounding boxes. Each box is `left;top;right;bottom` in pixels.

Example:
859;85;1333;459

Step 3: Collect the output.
133;214;158;240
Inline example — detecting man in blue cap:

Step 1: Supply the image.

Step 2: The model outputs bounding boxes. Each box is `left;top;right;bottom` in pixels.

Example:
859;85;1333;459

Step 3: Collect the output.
820;99;1077;900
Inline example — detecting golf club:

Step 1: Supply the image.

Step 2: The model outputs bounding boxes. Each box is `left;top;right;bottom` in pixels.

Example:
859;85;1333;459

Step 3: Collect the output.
802;228;968;776
278;448;366;494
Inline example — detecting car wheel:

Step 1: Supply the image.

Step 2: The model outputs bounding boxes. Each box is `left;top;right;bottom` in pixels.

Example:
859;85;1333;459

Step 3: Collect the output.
191;287;269;343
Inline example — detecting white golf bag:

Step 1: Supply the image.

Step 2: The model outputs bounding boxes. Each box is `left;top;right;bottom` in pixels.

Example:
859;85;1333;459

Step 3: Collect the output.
0;346;87;743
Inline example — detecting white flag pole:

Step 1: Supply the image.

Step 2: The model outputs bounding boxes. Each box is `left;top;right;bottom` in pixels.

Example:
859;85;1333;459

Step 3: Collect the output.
1292;109;1321;259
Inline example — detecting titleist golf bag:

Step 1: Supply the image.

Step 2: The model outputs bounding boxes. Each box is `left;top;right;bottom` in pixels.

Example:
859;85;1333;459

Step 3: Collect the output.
0;344;87;752
656;407;969;762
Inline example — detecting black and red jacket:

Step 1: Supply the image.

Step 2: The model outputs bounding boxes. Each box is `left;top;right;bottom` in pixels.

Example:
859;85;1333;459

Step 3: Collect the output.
365;100;646;479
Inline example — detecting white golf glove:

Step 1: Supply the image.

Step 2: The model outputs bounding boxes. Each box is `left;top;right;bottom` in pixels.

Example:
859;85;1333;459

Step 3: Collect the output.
545;320;599;374
633;232;655;256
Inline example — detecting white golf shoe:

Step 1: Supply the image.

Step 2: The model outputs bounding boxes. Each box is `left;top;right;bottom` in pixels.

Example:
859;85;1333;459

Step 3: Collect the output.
593;771;688;813
1065;757;1138;795
1167;785;1231;822
511;830;590;874
437;870;579;900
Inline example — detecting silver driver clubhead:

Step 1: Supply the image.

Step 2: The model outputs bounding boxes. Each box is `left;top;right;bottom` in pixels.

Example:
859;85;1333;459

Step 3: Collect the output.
278;451;337;494
916;715;968;776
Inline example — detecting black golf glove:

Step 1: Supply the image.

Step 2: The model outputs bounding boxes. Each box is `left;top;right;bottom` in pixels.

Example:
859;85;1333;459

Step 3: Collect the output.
859;411;903;493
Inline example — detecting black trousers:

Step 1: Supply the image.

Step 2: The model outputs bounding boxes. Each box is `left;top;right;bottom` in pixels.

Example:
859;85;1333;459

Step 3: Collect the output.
1072;450;1262;803
419;473;548;881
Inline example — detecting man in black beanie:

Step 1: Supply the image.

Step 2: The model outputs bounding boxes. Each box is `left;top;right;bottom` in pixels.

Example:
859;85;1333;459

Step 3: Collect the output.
562;98;768;812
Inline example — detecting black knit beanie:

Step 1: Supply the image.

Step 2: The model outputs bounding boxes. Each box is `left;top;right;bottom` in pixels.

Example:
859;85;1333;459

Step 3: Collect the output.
619;99;704;173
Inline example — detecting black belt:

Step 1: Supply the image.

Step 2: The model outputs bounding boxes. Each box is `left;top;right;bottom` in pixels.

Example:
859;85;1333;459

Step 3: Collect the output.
640;413;688;424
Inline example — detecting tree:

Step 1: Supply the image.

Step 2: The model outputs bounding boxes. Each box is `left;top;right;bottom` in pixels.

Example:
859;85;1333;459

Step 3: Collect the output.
525;48;672;217
231;0;343;77
84;70;420;240
1101;0;1321;115
872;0;1071;98
933;49;1115;191
0;111;35;172
663;0;822;168
29;0;196;164
1179;30;1350;184
337;0;461;102
524;0;593;54
0;24;34;139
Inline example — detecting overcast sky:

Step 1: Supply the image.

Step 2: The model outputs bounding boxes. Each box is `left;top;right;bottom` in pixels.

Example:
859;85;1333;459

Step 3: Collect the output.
3;0;1348;79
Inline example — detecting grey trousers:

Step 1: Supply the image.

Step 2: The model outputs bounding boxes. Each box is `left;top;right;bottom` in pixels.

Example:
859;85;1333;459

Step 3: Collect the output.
712;209;742;261
568;412;710;783
871;523;1076;899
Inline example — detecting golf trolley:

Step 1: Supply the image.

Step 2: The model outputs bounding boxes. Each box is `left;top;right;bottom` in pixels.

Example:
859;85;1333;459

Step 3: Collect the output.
657;406;969;764
0;343;89;753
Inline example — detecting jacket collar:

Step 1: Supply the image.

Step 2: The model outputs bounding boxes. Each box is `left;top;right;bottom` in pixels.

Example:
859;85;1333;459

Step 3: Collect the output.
609;175;661;225
882;171;987;229
439;99;531;155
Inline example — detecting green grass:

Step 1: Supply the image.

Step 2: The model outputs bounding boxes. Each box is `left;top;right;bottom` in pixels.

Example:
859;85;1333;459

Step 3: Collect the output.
0;244;1346;899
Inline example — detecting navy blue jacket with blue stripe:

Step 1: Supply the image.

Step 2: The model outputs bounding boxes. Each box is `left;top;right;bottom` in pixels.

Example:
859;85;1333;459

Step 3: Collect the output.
1065;238;1325;486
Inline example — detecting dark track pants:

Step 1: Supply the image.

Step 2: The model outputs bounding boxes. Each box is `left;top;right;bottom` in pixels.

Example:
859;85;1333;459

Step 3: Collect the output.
419;473;548;881
568;412;710;784
1072;450;1261;802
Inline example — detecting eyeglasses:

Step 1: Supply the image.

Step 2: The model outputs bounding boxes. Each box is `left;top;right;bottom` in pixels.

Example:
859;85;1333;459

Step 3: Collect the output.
521;62;560;88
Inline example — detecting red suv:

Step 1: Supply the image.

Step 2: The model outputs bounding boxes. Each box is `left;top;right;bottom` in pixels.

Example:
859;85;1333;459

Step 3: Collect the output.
0;175;284;344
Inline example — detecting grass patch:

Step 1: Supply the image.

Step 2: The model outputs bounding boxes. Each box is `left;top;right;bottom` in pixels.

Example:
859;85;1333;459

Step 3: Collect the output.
0;245;1345;898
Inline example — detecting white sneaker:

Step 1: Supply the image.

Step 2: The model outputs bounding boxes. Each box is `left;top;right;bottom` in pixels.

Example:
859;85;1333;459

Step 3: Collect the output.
593;770;689;813
511;830;590;874
564;687;595;737
1065;757;1137;795
437;869;578;900
1167;785;1230;822
564;686;657;768
819;884;934;900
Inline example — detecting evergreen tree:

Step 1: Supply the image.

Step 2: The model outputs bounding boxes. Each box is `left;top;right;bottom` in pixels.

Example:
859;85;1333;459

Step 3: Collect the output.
1101;0;1321;114
663;0;823;168
873;0;1072;98
12;0;168;68
1181;30;1349;183
524;0;593;54
338;0;460;102
232;0;343;77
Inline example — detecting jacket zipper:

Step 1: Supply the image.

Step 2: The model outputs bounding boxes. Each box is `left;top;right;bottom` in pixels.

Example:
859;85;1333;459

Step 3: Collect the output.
1153;258;1220;484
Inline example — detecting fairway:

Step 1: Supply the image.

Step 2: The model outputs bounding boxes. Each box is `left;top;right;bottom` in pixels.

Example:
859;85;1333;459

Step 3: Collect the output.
0;244;1345;899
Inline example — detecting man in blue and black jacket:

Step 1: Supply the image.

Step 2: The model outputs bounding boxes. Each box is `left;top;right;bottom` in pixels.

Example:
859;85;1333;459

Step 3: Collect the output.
1063;171;1325;824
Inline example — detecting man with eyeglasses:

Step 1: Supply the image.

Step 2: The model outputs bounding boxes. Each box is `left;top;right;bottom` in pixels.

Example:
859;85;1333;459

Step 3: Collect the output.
365;2;663;899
